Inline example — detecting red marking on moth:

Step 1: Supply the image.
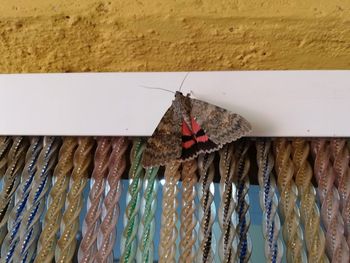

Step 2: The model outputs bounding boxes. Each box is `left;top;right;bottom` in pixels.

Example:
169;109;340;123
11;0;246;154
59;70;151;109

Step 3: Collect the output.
191;118;201;134
183;140;195;149
182;121;192;136
182;118;209;149
182;121;196;149
191;118;209;142
196;135;209;142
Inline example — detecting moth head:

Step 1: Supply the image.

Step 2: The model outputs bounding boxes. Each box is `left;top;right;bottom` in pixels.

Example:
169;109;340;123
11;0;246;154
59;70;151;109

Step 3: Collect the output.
175;91;191;100
175;91;184;98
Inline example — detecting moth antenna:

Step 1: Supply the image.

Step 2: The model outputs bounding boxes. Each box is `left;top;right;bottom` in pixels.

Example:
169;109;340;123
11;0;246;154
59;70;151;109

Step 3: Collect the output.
179;72;190;92
140;71;190;94
140;85;175;94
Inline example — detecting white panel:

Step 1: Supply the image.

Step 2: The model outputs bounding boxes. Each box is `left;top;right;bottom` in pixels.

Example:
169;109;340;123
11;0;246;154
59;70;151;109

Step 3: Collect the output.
0;71;349;137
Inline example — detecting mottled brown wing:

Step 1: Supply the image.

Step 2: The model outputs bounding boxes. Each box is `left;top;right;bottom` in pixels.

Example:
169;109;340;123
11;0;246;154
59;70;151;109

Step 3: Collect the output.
190;98;252;145
142;106;182;168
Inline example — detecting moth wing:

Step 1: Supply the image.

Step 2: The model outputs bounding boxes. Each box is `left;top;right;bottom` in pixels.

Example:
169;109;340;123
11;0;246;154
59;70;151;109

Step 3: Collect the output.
142;105;182;168
190;98;252;145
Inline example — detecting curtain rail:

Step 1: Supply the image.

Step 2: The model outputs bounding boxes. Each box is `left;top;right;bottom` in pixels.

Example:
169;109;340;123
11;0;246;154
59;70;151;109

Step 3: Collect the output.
0;71;349;137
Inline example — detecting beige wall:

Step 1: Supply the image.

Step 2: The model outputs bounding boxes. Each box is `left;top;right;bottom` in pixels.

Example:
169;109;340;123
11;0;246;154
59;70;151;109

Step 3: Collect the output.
0;0;349;72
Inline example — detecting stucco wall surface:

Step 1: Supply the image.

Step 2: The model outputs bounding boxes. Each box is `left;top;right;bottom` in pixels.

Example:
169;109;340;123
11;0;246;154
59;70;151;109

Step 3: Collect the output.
0;0;349;72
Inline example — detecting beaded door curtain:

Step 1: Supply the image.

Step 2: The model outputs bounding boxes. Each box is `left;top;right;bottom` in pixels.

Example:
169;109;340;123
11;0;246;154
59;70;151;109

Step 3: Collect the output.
0;136;348;263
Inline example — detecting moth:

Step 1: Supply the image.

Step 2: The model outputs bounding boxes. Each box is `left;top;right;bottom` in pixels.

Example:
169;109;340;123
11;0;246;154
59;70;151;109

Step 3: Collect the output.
142;91;251;168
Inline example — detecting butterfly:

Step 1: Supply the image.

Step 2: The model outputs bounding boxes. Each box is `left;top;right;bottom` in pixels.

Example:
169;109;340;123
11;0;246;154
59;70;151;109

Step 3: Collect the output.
141;91;252;168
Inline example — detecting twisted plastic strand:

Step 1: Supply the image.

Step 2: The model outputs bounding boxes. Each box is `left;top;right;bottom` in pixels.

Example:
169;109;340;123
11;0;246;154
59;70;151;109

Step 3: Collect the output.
274;139;306;263
55;137;94;263
179;160;197;263
312;139;349;262
234;140;252;263
197;153;216;263
95;137;128;263
121;139;145;263
256;140;283;263
159;161;181;263
330;139;350;247
292;139;327;262
35;137;78;263
218;144;237;263
0;137;11;177
78;137;111;263
0;137;28;248
138;166;159;263
1;137;42;263
15;136;60;263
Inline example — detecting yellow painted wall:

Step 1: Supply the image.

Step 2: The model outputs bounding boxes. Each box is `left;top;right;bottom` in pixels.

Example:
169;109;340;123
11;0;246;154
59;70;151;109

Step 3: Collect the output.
0;0;349;72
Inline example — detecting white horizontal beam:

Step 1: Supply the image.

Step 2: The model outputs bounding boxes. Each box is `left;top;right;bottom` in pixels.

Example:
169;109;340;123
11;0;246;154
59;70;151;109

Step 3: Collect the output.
0;71;349;137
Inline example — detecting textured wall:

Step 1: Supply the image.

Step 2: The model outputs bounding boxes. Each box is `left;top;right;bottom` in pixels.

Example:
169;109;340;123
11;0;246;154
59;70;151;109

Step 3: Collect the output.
0;0;349;72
